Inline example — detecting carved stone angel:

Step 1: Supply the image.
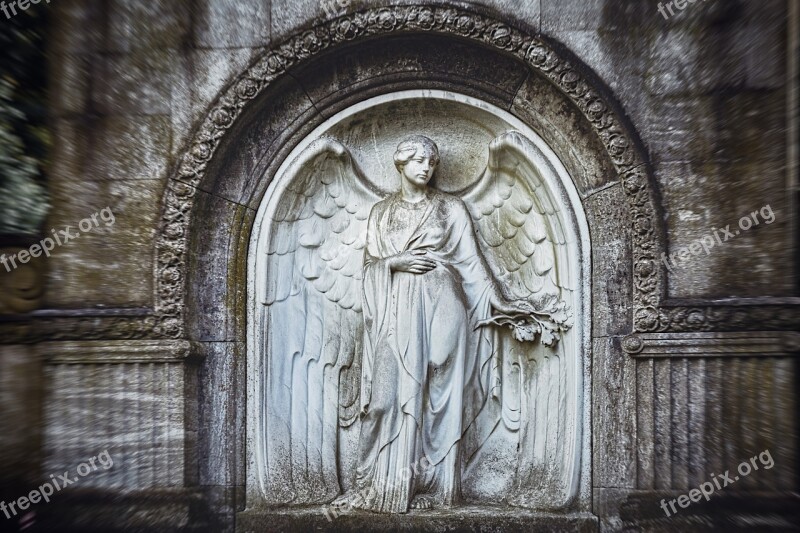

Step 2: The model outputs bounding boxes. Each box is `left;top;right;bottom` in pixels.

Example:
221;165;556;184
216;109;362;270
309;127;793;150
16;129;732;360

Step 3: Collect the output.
261;132;572;512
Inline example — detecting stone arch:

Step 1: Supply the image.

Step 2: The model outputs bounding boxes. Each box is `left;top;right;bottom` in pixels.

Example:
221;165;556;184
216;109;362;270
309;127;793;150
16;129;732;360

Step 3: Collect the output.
155;4;665;343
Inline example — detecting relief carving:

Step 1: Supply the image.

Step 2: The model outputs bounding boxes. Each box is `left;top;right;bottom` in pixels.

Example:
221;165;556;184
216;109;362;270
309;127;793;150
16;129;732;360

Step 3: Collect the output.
253;124;583;511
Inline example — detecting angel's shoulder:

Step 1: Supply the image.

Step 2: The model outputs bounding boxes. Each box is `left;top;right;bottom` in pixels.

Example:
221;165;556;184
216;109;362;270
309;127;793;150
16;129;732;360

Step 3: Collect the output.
369;196;393;218
432;189;469;214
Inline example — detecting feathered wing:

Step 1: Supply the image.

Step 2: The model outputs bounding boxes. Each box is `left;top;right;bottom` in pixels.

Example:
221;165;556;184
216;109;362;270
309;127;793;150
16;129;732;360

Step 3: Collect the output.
460;131;577;508
261;138;383;504
461;131;572;308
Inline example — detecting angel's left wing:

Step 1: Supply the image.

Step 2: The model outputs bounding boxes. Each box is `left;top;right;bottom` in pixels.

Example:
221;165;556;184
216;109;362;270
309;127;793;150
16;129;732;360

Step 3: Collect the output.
460;131;573;307
459;132;578;508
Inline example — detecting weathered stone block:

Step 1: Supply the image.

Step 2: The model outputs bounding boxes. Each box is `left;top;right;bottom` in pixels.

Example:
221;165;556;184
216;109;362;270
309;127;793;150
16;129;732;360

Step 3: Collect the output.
93;51;176;116
107;0;191;52
186;189;252;342
43;178;163;308
585;184;633;337
50;54;92;117
194;0;271;48
592;336;637;490
87;115;172;182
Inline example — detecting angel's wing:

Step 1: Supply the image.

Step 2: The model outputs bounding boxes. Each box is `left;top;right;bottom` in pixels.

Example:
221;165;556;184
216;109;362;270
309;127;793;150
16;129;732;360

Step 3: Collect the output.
265;137;384;312
459;131;577;508
261;138;383;504
460;130;573;305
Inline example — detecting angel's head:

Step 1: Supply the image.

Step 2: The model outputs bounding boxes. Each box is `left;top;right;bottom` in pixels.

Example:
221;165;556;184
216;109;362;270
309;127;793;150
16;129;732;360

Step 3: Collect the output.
394;135;440;187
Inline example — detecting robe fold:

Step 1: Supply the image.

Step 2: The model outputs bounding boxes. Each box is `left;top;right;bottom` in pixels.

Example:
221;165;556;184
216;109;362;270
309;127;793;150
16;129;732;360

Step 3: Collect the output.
356;190;497;512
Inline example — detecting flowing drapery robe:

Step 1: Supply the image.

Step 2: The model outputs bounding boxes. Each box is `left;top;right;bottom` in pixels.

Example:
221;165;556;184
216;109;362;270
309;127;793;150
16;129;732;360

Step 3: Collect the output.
355;190;497;512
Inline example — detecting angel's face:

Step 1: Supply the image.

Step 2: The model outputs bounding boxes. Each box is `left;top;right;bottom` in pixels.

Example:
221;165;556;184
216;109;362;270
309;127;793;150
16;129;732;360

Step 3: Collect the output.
401;147;437;187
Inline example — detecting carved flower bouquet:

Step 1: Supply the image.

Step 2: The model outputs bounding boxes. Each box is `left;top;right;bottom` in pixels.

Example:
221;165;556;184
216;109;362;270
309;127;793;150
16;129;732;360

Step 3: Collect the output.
476;298;573;347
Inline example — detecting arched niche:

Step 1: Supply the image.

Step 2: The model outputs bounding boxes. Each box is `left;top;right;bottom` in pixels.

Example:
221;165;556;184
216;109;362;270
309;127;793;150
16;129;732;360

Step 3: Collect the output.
246;90;591;511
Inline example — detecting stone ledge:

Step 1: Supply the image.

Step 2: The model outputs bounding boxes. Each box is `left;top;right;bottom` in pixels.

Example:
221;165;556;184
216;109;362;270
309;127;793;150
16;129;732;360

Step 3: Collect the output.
35;339;199;364
622;331;800;358
236;506;598;532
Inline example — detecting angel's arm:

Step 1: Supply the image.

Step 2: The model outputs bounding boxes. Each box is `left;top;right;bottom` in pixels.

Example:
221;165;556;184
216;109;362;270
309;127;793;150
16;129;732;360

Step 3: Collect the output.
360;206;391;413
450;201;534;315
362;205;386;270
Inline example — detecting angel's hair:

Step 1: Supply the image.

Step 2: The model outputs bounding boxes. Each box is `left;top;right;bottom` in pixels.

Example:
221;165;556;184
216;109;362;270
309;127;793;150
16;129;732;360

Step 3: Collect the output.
393;135;440;172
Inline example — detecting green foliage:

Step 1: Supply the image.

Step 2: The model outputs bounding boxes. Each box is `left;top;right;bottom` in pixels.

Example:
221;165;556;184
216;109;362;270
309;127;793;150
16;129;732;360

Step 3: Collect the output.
0;6;50;236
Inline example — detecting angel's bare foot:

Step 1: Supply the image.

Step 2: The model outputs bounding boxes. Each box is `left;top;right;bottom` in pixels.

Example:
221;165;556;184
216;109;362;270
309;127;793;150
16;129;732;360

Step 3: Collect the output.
331;491;358;508
410;494;435;510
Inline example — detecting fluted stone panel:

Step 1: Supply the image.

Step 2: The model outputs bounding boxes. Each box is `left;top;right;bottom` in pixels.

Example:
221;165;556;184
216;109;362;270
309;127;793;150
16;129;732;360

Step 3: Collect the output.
38;341;195;491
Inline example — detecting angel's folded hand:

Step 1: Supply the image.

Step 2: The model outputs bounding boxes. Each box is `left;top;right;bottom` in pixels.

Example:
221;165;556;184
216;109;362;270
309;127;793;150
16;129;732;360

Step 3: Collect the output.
388;250;437;274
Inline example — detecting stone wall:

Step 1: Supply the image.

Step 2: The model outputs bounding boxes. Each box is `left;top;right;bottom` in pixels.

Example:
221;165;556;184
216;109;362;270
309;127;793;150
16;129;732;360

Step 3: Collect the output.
0;0;797;531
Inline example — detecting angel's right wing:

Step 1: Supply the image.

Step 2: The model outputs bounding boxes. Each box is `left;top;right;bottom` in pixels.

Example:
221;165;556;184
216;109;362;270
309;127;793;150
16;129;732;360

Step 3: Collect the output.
265;138;383;312
261;138;383;504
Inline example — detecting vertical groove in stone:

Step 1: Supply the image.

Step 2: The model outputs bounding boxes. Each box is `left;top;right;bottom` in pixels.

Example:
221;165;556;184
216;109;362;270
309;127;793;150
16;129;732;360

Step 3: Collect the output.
66;364;79;472
774;358;796;490
167;362;176;487
687;358;706;488
722;359;739;476
108;365;121;488
636;358;655;489
51;363;62;473
122;363;131;490
132;363;139;489
109;364;118;488
140;361;148;489
164;362;170;488
653;359;671;489
152;361;163;487
155;361;164;487
741;358;759;491
85;363;96;487
42;364;56;475
670;358;689;490
705;358;724;484
757;359;775;491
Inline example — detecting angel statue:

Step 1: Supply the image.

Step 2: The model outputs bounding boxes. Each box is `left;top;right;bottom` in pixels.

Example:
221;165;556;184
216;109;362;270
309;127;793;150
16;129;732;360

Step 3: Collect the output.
261;132;573;513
